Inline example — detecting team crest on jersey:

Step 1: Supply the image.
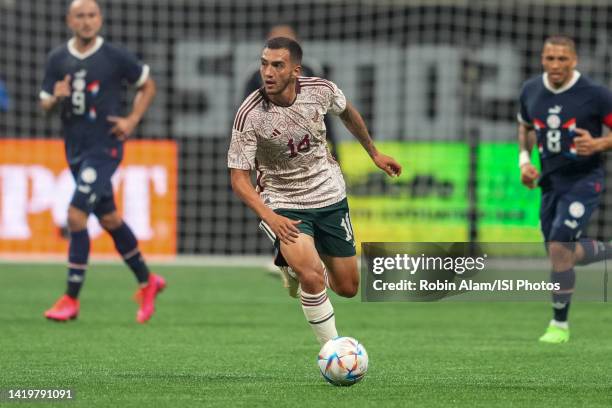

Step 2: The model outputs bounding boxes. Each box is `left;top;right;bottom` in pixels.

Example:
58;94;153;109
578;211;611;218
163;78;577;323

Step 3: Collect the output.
546;114;561;129
87;80;100;96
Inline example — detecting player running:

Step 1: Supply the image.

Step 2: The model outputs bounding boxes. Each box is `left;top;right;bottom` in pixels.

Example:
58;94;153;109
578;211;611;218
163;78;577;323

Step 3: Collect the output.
39;0;164;323
228;37;401;345
517;35;612;343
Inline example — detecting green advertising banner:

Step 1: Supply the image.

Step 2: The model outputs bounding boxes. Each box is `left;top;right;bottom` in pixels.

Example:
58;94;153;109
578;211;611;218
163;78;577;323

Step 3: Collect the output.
339;142;469;244
477;143;541;242
339;142;542;247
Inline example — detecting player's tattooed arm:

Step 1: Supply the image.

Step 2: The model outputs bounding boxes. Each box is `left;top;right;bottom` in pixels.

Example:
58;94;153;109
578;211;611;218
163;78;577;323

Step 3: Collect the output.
518;122;536;153
517;123;539;189
230;169;300;244
339;101;377;157
339;101;402;177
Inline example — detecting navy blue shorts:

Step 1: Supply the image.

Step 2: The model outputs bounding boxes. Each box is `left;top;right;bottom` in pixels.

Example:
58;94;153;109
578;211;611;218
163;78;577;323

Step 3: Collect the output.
69;158;120;217
540;173;603;243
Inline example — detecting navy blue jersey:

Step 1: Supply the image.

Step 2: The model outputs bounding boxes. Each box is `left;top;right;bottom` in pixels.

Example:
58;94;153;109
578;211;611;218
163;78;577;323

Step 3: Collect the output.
518;72;612;189
40;37;148;164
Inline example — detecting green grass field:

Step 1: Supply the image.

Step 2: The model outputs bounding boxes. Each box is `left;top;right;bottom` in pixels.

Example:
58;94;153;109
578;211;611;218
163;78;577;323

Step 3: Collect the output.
1;263;611;407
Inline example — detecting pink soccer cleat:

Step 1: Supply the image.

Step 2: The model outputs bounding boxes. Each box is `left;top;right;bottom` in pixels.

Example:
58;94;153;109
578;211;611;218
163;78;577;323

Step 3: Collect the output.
44;295;80;322
134;273;166;323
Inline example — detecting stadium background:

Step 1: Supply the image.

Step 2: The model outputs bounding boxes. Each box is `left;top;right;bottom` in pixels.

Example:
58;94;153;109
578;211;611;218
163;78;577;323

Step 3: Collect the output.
1;0;611;257
2;2;611;406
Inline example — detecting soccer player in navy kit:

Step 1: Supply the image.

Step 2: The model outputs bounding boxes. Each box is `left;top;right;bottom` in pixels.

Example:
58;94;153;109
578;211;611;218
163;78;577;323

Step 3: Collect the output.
40;0;165;323
518;35;612;343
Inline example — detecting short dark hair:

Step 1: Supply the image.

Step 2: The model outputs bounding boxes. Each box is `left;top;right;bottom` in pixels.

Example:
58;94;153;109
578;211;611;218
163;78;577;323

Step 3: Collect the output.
264;37;303;65
543;35;577;54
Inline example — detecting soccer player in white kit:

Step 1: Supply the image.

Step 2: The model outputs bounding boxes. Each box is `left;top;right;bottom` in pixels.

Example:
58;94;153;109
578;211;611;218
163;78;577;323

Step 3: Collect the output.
228;37;402;345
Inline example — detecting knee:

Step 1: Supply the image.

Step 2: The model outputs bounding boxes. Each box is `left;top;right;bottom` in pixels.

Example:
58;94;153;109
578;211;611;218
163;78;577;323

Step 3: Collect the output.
548;241;575;268
334;277;359;298
98;213;122;231
67;207;88;231
294;263;325;292
548;242;573;257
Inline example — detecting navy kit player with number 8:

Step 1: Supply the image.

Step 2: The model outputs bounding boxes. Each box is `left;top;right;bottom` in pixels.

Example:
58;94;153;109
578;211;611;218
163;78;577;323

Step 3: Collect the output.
517;35;612;343
40;0;165;323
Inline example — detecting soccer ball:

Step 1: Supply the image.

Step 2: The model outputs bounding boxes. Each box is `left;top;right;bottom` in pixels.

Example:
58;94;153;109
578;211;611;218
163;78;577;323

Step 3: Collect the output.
317;336;368;386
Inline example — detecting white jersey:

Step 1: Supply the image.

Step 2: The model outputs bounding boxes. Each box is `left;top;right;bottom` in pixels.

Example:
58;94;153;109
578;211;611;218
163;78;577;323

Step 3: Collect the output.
228;77;347;210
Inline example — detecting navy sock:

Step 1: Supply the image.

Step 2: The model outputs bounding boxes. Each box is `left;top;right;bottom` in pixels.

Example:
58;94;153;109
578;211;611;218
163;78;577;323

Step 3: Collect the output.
109;222;150;284
576;238;612;266
66;229;90;299
553;302;571;322
551;268;575;322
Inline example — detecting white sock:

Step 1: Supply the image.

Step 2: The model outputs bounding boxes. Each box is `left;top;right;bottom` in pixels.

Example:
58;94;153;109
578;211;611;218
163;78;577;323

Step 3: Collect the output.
550;319;569;330
301;289;338;345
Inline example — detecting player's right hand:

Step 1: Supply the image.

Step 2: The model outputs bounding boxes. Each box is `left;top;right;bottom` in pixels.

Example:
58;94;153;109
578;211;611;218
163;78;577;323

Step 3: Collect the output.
53;75;72;99
520;163;539;189
266;213;301;245
372;153;402;177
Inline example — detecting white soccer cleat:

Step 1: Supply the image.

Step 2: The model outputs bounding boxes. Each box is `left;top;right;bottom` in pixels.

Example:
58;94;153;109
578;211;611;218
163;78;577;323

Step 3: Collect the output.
279;266;300;298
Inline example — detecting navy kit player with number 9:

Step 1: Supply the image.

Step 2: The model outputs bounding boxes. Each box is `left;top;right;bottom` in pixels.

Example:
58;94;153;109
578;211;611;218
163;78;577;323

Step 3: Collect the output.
517;35;612;343
40;0;165;323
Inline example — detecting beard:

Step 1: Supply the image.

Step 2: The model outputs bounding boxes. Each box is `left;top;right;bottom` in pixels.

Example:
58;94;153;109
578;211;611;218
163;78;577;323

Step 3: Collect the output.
264;77;294;95
76;27;99;43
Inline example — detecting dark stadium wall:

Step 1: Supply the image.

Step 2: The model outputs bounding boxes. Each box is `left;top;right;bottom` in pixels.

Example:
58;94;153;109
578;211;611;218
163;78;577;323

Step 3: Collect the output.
1;0;611;254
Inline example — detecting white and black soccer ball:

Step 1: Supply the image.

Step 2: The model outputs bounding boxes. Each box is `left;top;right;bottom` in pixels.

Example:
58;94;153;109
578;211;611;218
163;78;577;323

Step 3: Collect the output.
317;336;368;386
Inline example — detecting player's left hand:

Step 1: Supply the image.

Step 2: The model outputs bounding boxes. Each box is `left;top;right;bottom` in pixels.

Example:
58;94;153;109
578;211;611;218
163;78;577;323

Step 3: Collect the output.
107;115;138;141
372;153;402;177
574;128;602;156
